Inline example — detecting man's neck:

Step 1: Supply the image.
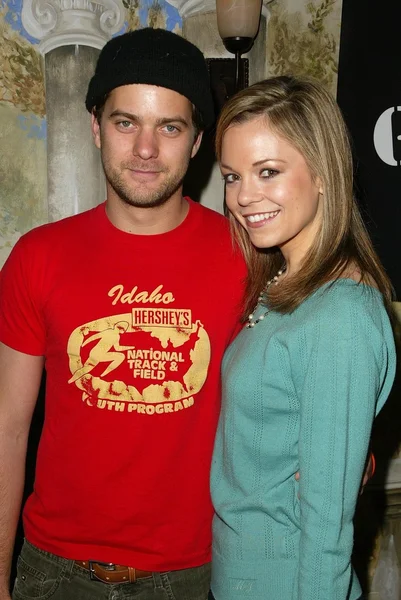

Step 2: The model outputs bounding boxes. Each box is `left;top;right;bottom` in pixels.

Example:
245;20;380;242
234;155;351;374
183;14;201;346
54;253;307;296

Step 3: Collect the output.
105;195;189;235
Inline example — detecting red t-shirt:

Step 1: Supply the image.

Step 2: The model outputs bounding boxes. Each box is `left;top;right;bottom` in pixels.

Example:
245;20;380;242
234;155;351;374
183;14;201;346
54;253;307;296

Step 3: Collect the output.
0;200;246;571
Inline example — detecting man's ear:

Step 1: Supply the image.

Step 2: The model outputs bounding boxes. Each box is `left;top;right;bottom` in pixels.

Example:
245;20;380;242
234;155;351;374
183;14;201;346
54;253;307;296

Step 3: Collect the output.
91;112;101;149
191;131;203;159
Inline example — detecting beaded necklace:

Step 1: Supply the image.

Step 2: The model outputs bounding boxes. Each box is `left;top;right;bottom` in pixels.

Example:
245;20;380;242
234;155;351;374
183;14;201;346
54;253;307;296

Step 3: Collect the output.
246;268;286;328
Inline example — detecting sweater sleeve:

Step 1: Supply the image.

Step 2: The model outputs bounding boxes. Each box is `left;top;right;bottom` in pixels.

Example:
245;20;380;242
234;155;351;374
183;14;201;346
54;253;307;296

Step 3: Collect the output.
297;288;393;599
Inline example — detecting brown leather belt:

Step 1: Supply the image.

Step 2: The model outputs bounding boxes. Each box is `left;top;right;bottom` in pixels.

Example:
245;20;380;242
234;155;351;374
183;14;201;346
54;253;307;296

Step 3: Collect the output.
75;560;153;584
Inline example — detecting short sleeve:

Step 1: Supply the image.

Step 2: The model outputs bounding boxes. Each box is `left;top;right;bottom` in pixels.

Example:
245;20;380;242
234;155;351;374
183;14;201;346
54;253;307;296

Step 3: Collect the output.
0;235;46;355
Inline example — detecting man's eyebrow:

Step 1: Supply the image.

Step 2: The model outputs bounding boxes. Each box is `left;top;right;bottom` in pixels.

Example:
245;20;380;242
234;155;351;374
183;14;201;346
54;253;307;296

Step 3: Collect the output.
156;116;191;127
109;110;138;120
108;110;190;127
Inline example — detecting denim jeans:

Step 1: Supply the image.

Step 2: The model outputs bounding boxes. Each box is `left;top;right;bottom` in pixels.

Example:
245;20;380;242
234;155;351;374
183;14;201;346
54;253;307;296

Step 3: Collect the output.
12;540;211;600
208;592;364;599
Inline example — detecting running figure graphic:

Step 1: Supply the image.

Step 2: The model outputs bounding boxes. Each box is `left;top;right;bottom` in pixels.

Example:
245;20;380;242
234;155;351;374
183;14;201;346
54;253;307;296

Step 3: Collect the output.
68;321;135;382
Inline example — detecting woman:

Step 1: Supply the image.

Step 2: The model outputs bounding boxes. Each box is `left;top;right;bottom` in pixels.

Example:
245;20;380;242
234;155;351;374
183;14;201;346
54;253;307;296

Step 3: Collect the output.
209;76;396;600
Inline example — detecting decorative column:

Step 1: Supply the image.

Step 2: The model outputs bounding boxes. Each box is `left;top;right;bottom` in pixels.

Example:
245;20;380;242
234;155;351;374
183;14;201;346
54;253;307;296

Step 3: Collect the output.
22;0;126;221
168;0;271;214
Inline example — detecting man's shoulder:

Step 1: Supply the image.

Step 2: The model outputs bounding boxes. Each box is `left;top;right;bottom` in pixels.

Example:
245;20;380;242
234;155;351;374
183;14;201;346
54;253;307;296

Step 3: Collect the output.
18;204;101;248
189;199;229;229
189;201;235;248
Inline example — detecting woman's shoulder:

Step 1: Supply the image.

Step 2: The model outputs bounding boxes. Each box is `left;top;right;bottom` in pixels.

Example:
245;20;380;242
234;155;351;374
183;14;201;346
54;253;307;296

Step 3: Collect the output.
294;278;391;338
307;277;383;310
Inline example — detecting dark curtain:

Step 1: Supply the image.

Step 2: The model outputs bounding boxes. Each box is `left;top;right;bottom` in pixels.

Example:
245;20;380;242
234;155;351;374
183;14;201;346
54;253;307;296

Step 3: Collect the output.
337;0;401;298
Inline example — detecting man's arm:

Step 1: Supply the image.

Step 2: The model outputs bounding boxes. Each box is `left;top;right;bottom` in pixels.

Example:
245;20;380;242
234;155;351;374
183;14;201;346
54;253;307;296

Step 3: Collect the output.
0;342;44;598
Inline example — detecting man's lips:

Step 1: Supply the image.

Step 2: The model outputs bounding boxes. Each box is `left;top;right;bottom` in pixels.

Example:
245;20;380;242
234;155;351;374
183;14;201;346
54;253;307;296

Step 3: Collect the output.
126;167;163;181
124;161;165;173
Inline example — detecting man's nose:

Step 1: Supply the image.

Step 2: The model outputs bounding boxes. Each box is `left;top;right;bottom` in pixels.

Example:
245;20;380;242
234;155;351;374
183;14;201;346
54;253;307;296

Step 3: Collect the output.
132;128;159;160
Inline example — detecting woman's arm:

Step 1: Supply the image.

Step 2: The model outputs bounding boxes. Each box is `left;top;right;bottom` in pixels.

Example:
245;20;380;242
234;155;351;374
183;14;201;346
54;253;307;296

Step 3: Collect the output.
297;290;393;599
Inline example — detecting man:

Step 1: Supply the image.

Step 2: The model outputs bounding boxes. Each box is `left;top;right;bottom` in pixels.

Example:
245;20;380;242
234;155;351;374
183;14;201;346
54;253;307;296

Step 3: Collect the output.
0;28;246;600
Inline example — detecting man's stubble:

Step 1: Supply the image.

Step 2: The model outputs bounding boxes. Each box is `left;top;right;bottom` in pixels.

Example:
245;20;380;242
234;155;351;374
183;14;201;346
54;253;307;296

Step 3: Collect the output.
101;152;192;209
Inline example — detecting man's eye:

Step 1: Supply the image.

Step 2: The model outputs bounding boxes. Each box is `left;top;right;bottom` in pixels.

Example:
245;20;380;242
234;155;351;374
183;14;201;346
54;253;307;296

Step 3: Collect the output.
118;121;132;129
163;125;179;133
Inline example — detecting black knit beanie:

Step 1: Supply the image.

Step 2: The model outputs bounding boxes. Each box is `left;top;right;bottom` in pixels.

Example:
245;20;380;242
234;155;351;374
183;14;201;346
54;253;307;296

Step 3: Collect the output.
86;28;215;129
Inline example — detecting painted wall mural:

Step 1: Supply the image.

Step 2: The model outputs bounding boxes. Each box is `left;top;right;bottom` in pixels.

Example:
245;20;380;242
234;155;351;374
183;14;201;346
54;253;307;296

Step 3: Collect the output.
0;0;344;268
0;0;47;267
124;0;181;33
267;0;342;96
0;0;181;268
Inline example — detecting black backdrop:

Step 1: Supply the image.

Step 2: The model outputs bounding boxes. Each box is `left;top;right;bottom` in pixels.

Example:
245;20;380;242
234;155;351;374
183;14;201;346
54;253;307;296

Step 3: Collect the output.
337;0;401;297
337;4;401;592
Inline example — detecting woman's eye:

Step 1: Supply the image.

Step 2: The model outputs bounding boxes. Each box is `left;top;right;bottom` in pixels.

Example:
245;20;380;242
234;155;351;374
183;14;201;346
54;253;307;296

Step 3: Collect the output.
260;168;278;178
223;174;239;184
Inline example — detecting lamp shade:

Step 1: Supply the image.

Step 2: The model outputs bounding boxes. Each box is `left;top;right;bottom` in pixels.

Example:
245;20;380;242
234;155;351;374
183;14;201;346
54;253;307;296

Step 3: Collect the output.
216;0;262;40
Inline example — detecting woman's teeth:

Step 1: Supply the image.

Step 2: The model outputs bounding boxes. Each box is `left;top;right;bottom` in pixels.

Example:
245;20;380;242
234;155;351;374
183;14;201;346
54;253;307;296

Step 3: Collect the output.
246;211;279;223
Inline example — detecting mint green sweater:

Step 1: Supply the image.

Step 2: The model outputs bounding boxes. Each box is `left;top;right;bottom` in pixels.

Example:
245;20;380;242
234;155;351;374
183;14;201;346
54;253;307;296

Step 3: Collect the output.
211;280;396;600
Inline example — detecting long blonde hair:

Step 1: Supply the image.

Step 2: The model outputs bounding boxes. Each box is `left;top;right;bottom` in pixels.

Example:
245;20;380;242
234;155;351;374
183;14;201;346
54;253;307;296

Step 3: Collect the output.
216;76;393;317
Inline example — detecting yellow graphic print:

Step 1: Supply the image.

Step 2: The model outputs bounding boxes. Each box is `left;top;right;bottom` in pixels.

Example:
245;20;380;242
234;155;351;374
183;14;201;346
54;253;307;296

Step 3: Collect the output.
67;306;211;416
68;321;135;381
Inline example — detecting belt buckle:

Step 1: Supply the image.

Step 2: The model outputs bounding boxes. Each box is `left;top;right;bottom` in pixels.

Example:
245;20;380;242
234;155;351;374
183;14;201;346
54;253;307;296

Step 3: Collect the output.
88;560;115;582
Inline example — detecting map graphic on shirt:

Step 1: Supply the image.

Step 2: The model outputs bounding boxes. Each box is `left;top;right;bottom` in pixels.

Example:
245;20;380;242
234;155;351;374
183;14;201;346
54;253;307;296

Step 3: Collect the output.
67;306;211;416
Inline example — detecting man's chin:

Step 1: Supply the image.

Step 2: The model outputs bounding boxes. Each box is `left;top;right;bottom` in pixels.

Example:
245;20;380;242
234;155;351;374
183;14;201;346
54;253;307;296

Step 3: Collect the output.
118;191;172;209
107;172;185;210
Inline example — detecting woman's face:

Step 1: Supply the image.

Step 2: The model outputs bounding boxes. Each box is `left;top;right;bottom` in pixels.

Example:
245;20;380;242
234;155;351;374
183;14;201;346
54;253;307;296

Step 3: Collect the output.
221;116;323;270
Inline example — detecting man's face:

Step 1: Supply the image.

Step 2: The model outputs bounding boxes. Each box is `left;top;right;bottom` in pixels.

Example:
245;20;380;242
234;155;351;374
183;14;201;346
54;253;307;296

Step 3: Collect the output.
92;84;202;209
